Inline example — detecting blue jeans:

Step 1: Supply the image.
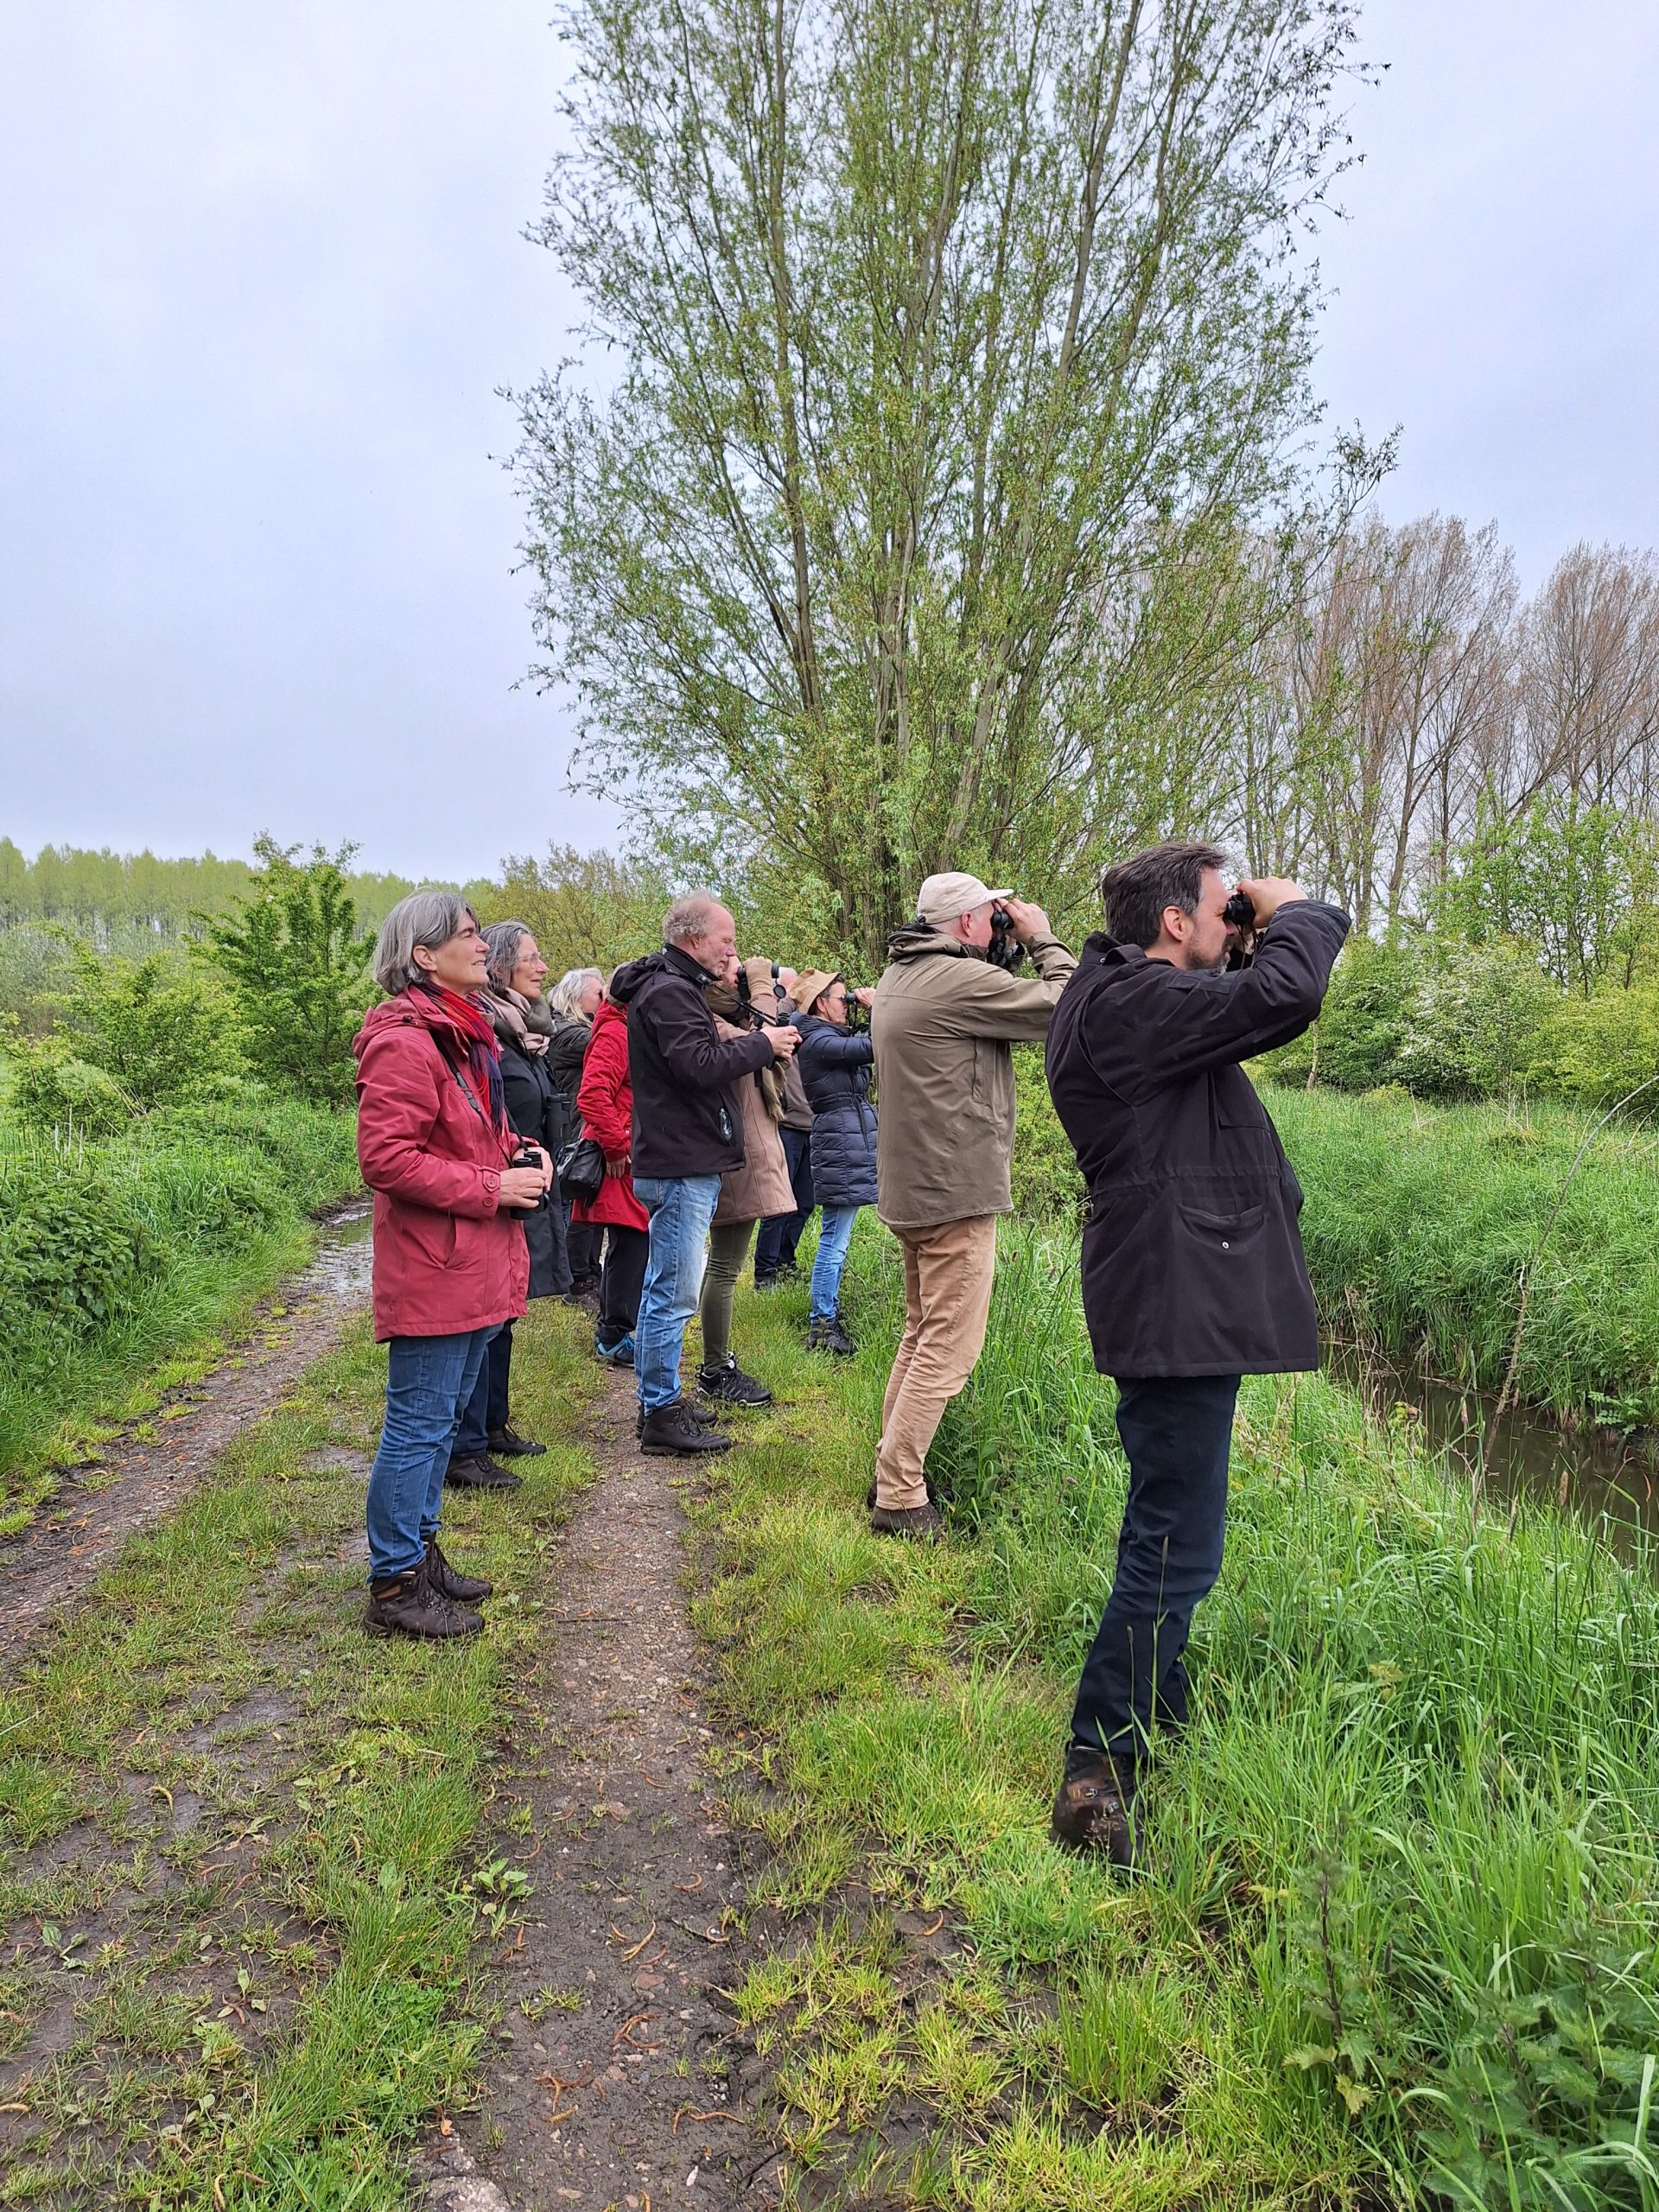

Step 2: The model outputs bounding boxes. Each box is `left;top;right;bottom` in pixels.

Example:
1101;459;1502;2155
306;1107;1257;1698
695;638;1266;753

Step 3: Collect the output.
633;1174;721;1414
1070;1373;1240;1764
809;1205;860;1319
365;1327;494;1582
755;1127;815;1277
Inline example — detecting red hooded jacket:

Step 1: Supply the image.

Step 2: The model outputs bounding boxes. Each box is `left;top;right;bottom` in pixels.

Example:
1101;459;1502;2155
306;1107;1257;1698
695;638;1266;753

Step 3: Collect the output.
353;992;531;1342
570;998;649;1234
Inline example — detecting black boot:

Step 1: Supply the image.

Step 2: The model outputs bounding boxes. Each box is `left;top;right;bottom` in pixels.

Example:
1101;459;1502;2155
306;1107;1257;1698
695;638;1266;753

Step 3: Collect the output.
425;1536;493;1603
807;1313;857;1357
487;1425;546;1459
697;1354;772;1407
365;1556;482;1639
637;1397;717;1438
1050;1745;1139;1867
445;1452;522;1491
639;1399;734;1457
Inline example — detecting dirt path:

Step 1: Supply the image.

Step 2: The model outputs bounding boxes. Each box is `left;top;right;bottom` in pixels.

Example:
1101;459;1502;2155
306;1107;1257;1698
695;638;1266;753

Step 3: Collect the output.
1;1205;374;1658
419;1368;787;2212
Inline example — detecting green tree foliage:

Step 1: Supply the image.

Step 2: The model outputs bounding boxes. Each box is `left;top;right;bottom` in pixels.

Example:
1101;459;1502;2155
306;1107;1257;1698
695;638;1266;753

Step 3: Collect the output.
1438;793;1659;995
59;951;245;1109
0;837;432;944
474;843;671;971
200;838;374;1107
515;0;1374;964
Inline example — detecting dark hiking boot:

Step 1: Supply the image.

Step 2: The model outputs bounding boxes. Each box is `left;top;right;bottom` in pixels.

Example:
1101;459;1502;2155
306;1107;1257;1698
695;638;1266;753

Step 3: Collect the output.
445;1452;522;1491
637;1397;717;1437
365;1558;482;1640
425;1536;493;1603
869;1500;944;1542
487;1425;546;1459
807;1313;857;1357
697;1355;772;1407
753;1270;779;1291
1050;1746;1140;1867
639;1398;735;1457
563;1275;601;1309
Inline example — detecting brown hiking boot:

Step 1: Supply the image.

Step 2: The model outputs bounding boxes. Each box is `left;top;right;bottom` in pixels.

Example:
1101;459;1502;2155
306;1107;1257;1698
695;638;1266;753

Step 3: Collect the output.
425;1536;492;1604
1050;1747;1139;1867
445;1451;522;1491
869;1500;943;1541
365;1558;482;1640
639;1399;734;1457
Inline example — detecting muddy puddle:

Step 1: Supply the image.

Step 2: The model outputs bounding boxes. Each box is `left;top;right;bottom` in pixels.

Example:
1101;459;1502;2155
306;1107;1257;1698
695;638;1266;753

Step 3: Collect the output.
1326;1340;1659;1551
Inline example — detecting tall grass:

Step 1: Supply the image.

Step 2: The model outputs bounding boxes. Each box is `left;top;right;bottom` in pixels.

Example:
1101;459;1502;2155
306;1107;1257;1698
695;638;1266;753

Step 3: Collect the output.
709;1217;1659;2208
1012;1050;1659;1427
0;1096;361;1522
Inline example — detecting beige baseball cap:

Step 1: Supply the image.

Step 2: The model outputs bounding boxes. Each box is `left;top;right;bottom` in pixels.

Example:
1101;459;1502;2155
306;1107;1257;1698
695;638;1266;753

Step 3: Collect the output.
916;870;1013;925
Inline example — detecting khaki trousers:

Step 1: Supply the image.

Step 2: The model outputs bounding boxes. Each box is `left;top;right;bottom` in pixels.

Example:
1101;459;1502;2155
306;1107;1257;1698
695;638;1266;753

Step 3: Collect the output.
873;1216;999;1509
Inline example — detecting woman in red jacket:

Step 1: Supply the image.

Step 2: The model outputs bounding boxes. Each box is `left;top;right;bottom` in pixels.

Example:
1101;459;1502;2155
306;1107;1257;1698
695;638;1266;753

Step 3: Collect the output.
571;986;651;1365
353;892;550;1639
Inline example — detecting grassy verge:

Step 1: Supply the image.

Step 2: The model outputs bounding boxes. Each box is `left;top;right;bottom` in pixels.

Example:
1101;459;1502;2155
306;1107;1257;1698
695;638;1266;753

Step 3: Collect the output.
1013;1046;1659;1429
694;1218;1659;2209
1265;1085;1659;1427
0;1296;603;2209
0;1097;363;1531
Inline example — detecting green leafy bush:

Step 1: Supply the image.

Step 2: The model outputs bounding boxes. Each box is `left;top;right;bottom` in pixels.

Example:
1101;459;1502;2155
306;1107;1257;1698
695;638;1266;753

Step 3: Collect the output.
0;1155;150;1333
10;1051;134;1136
61;950;245;1107
1535;982;1659;1111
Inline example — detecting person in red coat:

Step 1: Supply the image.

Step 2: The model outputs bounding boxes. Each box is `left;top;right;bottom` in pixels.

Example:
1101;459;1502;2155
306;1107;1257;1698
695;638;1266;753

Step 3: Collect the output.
571;988;651;1365
353;892;550;1639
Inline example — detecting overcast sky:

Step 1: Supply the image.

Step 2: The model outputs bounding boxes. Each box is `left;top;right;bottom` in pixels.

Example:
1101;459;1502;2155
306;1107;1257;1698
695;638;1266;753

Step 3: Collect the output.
2;1;1656;881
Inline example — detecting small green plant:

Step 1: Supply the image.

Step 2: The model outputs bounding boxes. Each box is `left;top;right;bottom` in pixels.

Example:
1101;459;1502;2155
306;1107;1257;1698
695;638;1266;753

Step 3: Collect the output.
518;1984;583;2021
1058;1964;1188;2113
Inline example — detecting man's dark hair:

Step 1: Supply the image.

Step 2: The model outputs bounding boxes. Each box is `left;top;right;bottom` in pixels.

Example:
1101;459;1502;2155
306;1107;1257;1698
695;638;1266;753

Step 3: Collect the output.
1100;841;1230;949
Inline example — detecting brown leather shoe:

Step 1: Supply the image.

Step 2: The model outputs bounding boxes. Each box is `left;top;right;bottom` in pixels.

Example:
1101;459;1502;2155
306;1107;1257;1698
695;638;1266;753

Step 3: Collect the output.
1050;1747;1139;1866
425;1536;492;1604
365;1559;482;1640
869;1501;943;1541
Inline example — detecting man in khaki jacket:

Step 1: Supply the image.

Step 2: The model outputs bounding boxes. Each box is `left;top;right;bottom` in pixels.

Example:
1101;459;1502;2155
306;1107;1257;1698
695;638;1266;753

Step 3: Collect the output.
868;871;1077;1536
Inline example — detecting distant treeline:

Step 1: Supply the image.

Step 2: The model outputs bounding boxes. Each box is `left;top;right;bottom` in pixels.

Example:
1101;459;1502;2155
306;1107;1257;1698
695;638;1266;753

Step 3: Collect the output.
0;840;486;943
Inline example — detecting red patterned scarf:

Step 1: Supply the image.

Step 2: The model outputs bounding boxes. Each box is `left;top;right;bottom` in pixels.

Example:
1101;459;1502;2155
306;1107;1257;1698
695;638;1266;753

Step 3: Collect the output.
417;982;506;1131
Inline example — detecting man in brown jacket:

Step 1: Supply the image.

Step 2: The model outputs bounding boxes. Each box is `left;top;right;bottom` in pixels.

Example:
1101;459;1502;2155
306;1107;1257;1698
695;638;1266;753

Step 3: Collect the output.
868;871;1077;1536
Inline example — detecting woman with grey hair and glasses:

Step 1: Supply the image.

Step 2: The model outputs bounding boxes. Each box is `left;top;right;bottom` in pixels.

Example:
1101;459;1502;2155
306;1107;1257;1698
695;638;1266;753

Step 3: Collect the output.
352;890;550;1640
548;965;604;1299
442;920;573;1470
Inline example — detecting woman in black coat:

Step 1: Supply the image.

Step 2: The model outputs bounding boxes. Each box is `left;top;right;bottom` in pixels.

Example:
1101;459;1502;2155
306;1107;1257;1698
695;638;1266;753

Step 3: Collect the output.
791;970;877;1356
548;968;603;1298
448;921;574;1471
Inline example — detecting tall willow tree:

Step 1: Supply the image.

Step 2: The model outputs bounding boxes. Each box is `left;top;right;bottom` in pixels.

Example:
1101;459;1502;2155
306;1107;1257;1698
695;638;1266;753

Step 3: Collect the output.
516;0;1369;963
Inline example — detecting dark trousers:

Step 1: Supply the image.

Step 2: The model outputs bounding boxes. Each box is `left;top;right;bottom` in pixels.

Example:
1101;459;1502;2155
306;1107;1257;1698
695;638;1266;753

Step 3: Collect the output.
597;1224;649;1344
1070;1373;1240;1764
454;1319;513;1458
754;1127;815;1279
565;1205;600;1285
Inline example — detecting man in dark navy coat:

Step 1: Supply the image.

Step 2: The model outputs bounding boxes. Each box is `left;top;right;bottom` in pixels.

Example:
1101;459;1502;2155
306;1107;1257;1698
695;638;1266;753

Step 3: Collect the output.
1044;841;1350;1863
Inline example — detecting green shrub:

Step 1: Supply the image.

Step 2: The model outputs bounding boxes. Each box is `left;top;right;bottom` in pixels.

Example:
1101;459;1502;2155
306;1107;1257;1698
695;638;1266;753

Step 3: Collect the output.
0;1154;150;1333
10;1050;135;1136
1535;981;1659;1111
1010;1045;1084;1220
62;951;245;1107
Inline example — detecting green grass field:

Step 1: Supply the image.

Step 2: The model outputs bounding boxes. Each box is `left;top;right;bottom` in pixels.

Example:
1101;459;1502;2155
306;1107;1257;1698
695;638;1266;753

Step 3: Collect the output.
695;1217;1659;2209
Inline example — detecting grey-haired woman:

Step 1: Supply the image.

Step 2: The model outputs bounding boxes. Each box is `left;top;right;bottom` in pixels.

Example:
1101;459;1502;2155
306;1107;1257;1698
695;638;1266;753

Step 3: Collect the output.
444;921;575;1468
353;891;550;1641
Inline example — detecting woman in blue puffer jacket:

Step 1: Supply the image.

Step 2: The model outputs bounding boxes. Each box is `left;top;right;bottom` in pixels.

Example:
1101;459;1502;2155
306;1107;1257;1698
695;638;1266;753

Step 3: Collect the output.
791;969;878;1355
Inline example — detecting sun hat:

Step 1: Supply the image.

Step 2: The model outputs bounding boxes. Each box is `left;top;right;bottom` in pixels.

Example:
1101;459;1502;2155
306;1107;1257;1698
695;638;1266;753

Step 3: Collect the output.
916;870;1013;925
789;968;842;1016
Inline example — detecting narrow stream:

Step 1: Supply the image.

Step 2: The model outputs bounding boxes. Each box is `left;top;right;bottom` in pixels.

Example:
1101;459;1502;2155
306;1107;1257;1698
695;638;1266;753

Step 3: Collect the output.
1325;1339;1659;1550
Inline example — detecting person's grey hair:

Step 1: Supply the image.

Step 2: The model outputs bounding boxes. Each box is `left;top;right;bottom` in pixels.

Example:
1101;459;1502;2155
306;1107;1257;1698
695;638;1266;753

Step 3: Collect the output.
483;919;534;994
663;892;724;948
374;890;478;995
550;966;601;1020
